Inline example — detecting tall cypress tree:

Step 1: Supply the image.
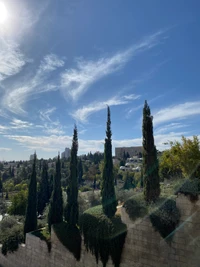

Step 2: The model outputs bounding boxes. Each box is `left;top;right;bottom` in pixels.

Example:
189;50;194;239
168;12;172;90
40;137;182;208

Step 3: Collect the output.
24;153;37;237
142;100;160;203
78;158;83;185
101;106;117;218
64;126;79;226
48;155;63;231
38;160;49;215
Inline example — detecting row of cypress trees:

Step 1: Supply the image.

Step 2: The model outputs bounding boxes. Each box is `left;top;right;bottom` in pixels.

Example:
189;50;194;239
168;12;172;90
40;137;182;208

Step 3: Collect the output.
23;126;79;237
23;101;160;238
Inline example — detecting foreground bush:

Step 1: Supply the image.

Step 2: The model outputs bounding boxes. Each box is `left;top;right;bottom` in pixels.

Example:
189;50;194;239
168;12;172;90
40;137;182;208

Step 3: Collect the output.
123;195;147;221
175;178;200;201
149;199;180;241
53;222;81;260
1;224;24;255
80;205;127;267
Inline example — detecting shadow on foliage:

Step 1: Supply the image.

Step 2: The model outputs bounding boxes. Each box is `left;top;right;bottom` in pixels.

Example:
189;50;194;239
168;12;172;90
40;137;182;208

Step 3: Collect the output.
79;205;127;267
53;222;81;261
149;199;180;242
175;178;200;202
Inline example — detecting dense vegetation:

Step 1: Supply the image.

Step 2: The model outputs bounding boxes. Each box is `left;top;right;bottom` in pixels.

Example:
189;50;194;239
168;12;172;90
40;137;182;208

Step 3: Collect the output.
24;153;37;237
48;155;63;231
80;205;127;267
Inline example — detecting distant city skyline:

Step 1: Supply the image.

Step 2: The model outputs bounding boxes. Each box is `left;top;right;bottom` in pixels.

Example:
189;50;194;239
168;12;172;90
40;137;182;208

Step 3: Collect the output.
0;0;200;160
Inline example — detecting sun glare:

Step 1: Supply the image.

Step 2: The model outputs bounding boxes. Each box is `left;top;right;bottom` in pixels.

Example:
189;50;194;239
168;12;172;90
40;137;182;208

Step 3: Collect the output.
0;2;8;24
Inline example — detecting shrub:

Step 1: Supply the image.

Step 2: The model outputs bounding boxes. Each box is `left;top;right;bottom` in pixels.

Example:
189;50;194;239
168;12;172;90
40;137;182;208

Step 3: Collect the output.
175;178;200;201
8;190;28;216
149;199;180;241
123;196;147;221
80;205;127;267
53;222;81;260
1;224;24;255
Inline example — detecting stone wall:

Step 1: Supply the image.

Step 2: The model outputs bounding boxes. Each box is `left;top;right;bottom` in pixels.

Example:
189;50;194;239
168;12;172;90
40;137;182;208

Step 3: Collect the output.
1;194;200;267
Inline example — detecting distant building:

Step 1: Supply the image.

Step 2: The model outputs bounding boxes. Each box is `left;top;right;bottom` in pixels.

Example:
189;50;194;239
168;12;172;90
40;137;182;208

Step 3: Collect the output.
30;154;34;160
115;146;142;159
61;147;71;159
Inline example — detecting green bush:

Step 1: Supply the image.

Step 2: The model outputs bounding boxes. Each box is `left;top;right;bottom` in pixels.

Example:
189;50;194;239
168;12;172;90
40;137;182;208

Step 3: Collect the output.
175;178;200;201
53;222;81;260
1;224;24;255
123;196;147;221
80;205;127;267
149;199;180;241
8;190;28;216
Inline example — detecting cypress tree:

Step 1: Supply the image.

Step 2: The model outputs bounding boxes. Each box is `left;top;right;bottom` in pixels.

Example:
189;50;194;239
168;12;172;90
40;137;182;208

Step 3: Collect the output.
24;153;37;237
101;106;117;218
38;160;49;215
78;158;83;185
64;126;79;226
142;100;160;203
0;176;3;197
48;155;63;231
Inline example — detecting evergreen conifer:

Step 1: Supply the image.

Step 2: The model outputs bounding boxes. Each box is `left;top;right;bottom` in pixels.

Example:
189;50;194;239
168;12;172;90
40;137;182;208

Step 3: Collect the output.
24;153;37;237
48;155;63;231
101;106;117;218
142;100;160;202
64;126;79;226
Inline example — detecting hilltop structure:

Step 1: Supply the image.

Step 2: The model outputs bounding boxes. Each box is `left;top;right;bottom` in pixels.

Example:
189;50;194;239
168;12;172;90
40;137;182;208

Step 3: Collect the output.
115;146;142;158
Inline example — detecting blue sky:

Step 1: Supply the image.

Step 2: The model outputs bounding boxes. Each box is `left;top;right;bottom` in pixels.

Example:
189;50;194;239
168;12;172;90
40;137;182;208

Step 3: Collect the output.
0;0;200;160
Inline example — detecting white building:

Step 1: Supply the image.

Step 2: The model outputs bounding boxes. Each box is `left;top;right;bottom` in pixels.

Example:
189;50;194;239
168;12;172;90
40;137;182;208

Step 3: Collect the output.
30;154;35;160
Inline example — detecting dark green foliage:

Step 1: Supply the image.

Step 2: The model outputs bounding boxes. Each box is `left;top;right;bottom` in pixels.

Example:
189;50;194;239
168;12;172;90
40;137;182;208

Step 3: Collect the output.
142;100;160;202
48;155;63;232
53;222;81;260
101;106;117;218
1;224;24;255
64;126;79;226
49;174;53;199
8;190;28;216
0;177;2;195
24;153;37;237
175;178;200;201
123;172;135;190
80;205;127;267
38;161;49;214
78;158;83;185
31;228;51;252
140;168;144;188
149;199;180;241
123;197;147;221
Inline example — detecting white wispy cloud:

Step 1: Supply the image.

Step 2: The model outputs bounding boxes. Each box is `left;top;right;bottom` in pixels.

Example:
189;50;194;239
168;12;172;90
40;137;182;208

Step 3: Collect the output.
72;94;140;123
0;38;27;81
39;54;65;72
10;119;33;129
4;131;191;154
39;107;57;122
155;122;188;134
2;54;64;115
153;101;200;126
61;30;166;101
0;147;12;152
39;107;65;135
